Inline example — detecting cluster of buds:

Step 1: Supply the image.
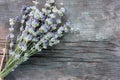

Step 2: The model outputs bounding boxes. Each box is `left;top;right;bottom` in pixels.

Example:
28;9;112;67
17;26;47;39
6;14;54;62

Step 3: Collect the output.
8;18;15;56
15;0;70;55
0;0;71;78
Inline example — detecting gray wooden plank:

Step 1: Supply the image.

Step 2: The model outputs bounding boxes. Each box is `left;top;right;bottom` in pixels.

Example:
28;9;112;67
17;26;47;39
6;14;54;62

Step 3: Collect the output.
3;41;120;80
0;0;119;80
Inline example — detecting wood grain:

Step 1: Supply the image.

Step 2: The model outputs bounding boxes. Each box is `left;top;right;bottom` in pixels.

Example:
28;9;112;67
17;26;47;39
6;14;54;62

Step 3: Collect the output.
6;40;120;80
0;0;119;80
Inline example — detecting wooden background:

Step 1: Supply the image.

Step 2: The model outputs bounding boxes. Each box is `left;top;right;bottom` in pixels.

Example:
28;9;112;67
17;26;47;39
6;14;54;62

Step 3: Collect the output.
0;0;120;80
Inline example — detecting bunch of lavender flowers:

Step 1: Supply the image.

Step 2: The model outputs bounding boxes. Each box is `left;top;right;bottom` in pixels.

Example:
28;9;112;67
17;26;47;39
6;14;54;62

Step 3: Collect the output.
0;0;71;78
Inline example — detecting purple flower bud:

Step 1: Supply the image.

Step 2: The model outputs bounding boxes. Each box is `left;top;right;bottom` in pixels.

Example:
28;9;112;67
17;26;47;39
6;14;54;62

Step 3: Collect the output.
28;28;36;36
43;43;47;49
40;24;50;32
18;43;27;51
10;42;14;48
21;5;27;13
57;27;64;34
32;19;39;28
24;34;33;42
21;19;25;24
52;7;58;13
58;11;63;17
49;14;56;18
29;11;34;17
51;24;57;30
60;7;65;13
51;37;56;42
9;27;14;32
15;16;21;21
20;26;24;31
35;43;41;51
9;33;15;39
56;19;61;24
32;37;39;42
9;18;15;26
45;2;51;8
48;0;55;3
22;15;27;19
46;18;53;25
46;32;53;38
53;34;58;38
66;21;70;27
32;0;39;5
34;9;44;19
26;19;32;26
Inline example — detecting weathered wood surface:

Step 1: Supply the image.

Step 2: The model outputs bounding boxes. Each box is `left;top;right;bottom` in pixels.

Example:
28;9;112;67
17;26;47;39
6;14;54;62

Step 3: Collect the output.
0;0;120;80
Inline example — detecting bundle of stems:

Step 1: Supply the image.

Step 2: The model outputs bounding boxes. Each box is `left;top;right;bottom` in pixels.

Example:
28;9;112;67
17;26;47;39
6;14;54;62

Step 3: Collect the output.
0;0;71;79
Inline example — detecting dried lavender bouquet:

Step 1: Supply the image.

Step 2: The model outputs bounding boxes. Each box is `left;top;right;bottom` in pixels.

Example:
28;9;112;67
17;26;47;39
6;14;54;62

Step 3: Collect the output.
0;0;71;78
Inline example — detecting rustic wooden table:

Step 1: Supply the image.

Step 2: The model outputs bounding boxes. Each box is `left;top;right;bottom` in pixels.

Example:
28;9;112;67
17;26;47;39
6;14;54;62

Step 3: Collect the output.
0;0;120;80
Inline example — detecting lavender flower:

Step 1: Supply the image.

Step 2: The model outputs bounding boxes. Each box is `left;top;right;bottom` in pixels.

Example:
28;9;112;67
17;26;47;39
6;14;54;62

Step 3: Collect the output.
48;0;55;3
32;19;39;28
53;34;58;38
42;8;51;15
20;15;28;32
66;21;70;27
45;2;51;8
26;19;32;26
42;8;47;13
46;18;53;25
42;43;47;49
63;22;71;32
35;43;42;51
9;27;14;32
57;27;64;34
18;43;27;51
28;28;36;36
9;18;15;26
34;9;44;19
20;26;24;31
49;40;60;46
22;15;27;19
21;19;25;24
46;32;53;38
10;42;14;48
56;19;61;24
51;24;57;30
32;0;39;5
21;5;27;11
60;7;66;13
0;0;71;78
32;37;39;42
29;11;34;17
40;24;50;32
49;13;56;18
9;33;15;39
58;10;63;17
30;6;37;10
21;5;27;13
23;34;33;42
52;7;58;13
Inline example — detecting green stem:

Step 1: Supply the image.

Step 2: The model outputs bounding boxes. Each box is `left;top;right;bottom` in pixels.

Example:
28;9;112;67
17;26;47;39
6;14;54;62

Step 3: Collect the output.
0;56;25;78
